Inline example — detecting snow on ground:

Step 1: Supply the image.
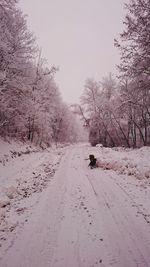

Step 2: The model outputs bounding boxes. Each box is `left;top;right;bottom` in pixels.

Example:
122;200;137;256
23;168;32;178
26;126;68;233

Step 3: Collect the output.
94;145;150;179
0;139;66;255
87;145;150;224
0;142;150;267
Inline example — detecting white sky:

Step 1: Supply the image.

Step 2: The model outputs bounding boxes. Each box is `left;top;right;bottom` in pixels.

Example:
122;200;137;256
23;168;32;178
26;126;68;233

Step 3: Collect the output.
19;0;127;104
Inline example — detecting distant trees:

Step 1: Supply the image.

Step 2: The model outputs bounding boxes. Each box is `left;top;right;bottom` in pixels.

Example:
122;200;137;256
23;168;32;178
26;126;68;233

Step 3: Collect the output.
81;74;150;148
0;1;79;146
81;75;119;147
80;0;150;148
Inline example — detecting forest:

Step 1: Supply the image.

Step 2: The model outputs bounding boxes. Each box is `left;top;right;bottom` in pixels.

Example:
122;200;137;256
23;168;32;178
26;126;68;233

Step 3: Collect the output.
0;0;80;146
0;0;150;148
79;0;150;148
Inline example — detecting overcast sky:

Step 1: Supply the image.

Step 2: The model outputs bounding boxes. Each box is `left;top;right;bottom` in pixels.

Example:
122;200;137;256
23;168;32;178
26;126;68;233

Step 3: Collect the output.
19;0;127;104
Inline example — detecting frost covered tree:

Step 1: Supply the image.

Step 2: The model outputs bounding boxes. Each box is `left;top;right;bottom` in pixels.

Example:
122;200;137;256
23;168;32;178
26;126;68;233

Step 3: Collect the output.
22;59;79;146
81;78;102;146
80;0;150;148
0;1;79;146
117;78;150;147
81;75;118;147
0;0;36;137
115;0;150;78
101;73;116;100
115;0;150;146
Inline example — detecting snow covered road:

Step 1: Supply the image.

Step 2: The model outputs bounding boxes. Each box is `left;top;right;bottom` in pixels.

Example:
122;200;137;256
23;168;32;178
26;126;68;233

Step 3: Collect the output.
1;144;150;267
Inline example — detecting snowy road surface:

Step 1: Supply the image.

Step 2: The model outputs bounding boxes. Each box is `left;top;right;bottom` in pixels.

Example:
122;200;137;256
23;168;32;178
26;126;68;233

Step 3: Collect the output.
1;144;150;267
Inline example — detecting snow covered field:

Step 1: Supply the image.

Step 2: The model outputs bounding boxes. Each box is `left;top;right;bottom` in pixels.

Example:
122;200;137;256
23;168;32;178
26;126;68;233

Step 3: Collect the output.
0;141;150;267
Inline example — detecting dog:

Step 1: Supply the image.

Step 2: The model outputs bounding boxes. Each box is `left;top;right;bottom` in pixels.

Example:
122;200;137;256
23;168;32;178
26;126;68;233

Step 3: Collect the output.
88;154;97;169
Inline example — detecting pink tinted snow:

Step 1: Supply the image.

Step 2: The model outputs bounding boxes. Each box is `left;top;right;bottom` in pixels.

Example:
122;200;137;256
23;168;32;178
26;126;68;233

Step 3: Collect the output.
0;142;150;266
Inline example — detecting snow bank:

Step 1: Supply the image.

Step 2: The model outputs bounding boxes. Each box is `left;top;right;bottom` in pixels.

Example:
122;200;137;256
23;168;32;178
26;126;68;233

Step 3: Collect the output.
88;146;150;180
0;139;66;252
0;139;38;166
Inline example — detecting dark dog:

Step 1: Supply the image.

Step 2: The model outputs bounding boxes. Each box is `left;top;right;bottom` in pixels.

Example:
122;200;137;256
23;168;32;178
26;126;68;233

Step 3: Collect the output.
88;154;97;169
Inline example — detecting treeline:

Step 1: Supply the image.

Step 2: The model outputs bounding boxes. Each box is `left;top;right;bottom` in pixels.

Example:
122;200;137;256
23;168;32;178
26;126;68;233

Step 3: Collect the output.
80;0;150;148
0;0;79;146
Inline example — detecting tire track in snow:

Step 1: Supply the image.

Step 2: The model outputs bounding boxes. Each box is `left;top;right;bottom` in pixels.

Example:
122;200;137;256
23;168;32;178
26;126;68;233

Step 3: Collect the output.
108;173;150;224
85;168;150;267
1;145;150;267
